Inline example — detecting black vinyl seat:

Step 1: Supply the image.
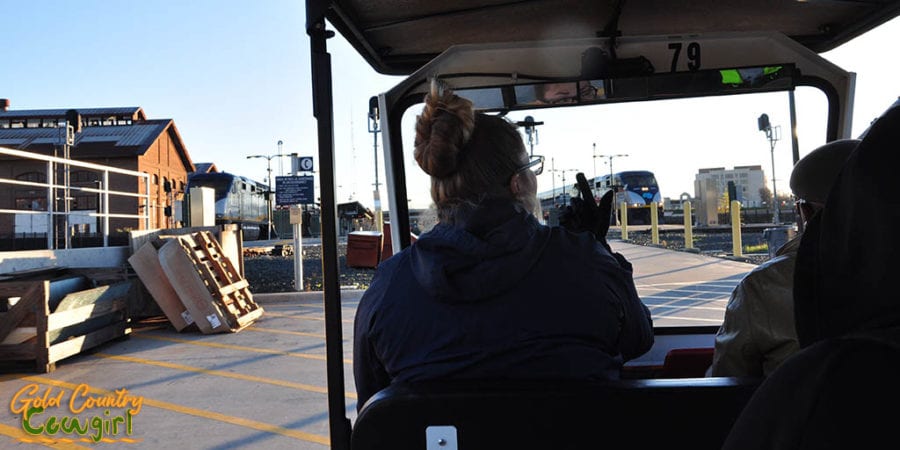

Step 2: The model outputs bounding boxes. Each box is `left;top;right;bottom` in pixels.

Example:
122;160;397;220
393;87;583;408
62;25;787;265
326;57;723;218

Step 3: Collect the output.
352;377;760;450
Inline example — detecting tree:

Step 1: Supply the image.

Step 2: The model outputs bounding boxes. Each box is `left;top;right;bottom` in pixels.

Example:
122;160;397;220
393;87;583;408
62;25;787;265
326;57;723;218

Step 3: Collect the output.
758;186;772;206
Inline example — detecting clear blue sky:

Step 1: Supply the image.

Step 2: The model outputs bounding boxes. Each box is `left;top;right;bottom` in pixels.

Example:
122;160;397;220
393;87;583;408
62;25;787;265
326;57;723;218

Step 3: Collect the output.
2;2;898;208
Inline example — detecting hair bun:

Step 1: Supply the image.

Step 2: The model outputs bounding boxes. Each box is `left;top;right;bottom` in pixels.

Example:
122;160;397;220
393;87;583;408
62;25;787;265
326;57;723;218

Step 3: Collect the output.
414;80;475;178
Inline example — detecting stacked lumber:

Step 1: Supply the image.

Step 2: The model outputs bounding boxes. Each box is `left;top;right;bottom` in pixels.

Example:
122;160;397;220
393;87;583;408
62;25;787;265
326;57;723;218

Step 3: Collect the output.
0;270;133;373
129;231;263;334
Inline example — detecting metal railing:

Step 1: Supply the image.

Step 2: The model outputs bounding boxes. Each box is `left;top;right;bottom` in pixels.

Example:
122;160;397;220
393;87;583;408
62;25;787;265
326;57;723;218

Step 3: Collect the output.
0;147;150;249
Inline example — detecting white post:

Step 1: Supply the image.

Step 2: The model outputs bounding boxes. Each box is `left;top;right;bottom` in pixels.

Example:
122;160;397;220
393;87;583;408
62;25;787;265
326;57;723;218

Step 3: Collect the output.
46;160;54;249
102;171;110;247
292;204;303;291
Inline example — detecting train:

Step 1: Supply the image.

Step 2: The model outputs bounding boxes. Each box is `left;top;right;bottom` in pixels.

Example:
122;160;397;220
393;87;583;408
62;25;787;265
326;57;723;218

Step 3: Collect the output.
591;170;664;225
185;172;272;240
541;170;663;225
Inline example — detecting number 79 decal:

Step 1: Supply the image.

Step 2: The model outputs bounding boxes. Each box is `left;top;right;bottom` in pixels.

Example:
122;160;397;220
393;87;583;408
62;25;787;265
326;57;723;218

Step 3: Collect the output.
668;42;701;72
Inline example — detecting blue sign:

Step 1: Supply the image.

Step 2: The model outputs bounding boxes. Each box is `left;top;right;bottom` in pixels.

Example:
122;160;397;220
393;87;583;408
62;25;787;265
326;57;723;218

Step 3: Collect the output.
292;156;314;173
276;176;314;205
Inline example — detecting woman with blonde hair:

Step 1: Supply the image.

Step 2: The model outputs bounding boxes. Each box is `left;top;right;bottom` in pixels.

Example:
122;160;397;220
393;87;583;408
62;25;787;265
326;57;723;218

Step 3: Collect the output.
353;81;653;408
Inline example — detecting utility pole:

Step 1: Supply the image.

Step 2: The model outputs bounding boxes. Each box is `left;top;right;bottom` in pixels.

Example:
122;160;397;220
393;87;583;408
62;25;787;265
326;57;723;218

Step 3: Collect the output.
758;113;781;224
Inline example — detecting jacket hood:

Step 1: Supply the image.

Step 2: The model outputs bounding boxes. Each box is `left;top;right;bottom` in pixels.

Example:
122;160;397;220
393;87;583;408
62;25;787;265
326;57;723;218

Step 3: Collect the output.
409;198;550;303
794;103;900;347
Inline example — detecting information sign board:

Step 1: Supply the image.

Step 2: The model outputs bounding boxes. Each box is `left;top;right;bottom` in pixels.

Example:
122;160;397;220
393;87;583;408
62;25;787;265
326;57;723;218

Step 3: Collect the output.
276;176;314;205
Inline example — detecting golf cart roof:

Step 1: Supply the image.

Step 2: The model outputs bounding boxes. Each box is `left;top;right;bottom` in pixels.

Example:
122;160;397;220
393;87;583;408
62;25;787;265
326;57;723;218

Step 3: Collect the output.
319;0;900;75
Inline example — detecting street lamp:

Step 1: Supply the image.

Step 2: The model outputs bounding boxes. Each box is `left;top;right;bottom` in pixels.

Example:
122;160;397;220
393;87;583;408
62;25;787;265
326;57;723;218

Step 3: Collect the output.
368;96;384;233
247;153;288;240
549;164;578;206
515;115;544;156
596;153;628;182
277;140;284;177
596;153;628;220
758;113;781;224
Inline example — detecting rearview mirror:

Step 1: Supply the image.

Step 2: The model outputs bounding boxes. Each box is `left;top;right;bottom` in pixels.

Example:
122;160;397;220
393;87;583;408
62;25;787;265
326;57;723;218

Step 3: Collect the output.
454;64;795;112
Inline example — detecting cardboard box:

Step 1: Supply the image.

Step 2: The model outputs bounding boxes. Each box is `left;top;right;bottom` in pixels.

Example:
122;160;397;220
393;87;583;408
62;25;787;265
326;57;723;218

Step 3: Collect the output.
128;241;195;331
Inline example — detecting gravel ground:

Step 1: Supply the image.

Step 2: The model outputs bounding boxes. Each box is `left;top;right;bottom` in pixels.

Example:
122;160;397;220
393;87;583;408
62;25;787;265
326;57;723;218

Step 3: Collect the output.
244;230;771;294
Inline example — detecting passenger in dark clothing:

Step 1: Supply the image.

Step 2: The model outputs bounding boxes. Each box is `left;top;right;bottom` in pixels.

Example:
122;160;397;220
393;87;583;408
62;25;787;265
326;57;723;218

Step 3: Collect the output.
723;102;900;449
353;81;654;409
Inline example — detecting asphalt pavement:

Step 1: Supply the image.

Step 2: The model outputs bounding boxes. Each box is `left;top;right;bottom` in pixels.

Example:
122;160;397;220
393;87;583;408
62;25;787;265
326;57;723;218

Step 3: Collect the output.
1;241;754;449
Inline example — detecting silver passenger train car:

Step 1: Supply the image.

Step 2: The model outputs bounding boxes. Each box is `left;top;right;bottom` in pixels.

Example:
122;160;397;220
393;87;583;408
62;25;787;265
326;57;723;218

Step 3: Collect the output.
186;172;271;240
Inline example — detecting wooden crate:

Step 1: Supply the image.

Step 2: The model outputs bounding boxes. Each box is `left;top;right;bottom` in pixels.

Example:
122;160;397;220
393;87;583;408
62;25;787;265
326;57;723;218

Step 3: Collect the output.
0;277;132;373
158;231;263;334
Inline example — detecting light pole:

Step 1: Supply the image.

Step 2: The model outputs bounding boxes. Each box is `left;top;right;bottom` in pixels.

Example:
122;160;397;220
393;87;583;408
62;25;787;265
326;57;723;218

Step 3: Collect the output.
368;96;384;233
597;153;628;220
515;115;544;156
596;153;628;182
559;169;579;205
549;163;578;206
758;113;781;224
277;140;284;177
551;157;556;207
247;154;288;240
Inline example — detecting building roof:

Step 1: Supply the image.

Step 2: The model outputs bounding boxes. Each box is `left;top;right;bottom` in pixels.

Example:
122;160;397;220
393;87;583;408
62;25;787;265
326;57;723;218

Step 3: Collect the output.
0;106;146;121
193;162;218;174
0;119;167;153
0;117;195;172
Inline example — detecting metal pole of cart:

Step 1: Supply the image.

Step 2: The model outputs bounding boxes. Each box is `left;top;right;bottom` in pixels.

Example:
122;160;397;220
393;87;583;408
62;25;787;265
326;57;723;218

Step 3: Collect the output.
308;4;352;449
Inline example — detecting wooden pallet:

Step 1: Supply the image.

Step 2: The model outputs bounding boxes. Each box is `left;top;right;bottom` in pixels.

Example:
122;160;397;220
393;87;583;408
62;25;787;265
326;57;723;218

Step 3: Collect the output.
0;277;132;373
159;231;263;333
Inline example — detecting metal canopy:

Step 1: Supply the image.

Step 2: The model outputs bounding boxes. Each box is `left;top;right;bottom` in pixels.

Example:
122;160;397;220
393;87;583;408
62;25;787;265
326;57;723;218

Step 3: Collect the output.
324;0;900;75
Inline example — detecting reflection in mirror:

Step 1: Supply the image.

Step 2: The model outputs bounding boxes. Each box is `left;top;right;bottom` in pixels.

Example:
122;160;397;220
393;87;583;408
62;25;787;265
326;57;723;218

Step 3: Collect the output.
608;65;793;101
455;87;506;110
514;81;606;106
452;64;795;112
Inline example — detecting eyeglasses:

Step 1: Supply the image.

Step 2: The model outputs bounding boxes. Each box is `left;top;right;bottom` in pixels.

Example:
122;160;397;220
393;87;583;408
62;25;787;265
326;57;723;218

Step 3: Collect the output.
515;155;544;176
794;199;825;215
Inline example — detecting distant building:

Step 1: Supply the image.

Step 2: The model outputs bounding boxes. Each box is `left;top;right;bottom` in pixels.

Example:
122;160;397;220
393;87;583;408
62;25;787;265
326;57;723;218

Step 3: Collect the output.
192;162;219;174
695;165;766;206
693;165;766;225
0;102;195;246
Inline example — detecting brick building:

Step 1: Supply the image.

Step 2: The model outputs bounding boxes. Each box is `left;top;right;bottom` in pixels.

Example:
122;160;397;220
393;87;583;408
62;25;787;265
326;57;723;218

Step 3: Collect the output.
0;101;195;247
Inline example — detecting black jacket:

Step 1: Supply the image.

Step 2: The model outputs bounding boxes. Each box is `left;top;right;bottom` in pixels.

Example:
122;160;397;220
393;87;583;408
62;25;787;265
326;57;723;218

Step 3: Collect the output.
353;199;653;409
724;103;900;449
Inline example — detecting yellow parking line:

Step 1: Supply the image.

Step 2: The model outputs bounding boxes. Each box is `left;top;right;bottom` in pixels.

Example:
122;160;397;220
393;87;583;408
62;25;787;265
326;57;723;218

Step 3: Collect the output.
93;352;356;399
131;333;351;364
263;311;353;323
0;423;92;449
245;327;327;339
18;376;330;446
